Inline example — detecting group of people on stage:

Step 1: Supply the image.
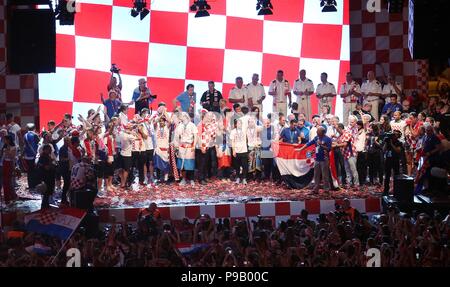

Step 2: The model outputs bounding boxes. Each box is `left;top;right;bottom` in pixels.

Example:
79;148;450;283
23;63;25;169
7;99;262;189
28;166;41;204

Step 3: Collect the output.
1;66;449;208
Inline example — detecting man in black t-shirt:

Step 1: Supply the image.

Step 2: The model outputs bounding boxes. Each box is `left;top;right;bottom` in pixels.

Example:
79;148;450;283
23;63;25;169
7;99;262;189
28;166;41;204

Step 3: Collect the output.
200;81;223;113
383;130;403;195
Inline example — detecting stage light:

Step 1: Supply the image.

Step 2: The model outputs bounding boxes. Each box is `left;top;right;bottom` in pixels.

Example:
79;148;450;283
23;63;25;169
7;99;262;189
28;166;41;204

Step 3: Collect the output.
131;0;149;20
256;0;273;15
320;0;337;12
55;0;76;25
190;0;211;18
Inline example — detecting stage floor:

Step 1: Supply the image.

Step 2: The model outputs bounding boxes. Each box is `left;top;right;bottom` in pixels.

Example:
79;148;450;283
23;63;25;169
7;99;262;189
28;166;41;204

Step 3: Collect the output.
5;176;383;211
0;176;386;226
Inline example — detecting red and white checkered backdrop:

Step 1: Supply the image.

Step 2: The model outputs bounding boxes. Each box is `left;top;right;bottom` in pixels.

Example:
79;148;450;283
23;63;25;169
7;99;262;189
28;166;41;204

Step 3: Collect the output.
349;0;427;96
37;0;351;127
1;198;381;227
0;0;430;127
0;0;39;126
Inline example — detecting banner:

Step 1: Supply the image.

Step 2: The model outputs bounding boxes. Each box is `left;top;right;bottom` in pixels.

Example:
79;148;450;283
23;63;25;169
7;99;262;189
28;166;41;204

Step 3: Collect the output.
274;142;338;189
24;207;86;240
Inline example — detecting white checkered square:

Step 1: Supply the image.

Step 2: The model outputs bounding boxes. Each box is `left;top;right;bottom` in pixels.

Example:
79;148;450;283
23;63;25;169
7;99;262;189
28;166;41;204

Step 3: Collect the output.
75;36;111;72
222;49;263;84
226;0;263;20
187;14;227;49
111;6;150;43
263;21;302;58
147;43;187;79
299;58;340;88
340;25;350;61
151;0;189;13
303;0;344;25
260;202;275;217
38;68;76;102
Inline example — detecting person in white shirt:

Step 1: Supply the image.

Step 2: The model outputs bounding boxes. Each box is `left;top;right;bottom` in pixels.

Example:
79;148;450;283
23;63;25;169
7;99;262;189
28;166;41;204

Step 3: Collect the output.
293;69;314;120
230;118;249;185
309;115;322;141
246;73;266;113
229;76;248;107
268;70;292;116
361;71;382;121
247;117;262;178
174;112;197;186
316;72;337;115
382;73;402;103
340;72;362;125
119;123;137;189
390;111;407;142
139;109;154;184
118;104;129;128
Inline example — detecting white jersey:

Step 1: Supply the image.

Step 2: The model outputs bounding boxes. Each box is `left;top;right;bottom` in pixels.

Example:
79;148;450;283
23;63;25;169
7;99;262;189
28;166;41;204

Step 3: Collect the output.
293;78;314;97
316;82;336;96
119;132;135;157
230;128;248;153
361;80;382;102
228;86;249;105
246;82;265;108
174;122;197;146
269;79;290;104
142;122;154;150
382;82;402;103
340;81;361;103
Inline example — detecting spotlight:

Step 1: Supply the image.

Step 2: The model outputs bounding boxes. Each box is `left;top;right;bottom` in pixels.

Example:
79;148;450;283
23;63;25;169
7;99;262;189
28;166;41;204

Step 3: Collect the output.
55;0;76;25
190;0;211;18
256;0;273;15
131;0;149;20
320;0;337;12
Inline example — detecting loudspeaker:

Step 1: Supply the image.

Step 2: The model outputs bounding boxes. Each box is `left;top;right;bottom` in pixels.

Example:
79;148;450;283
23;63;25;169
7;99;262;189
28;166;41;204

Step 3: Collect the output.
394;174;414;203
408;0;450;59
7;8;56;74
71;189;96;210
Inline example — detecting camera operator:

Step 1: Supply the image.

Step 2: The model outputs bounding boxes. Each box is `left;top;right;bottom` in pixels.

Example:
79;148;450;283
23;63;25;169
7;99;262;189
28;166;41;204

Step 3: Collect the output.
137;202;162;238
132;78;156;114
382;130;403;196
107;64;122;100
69;154;98;210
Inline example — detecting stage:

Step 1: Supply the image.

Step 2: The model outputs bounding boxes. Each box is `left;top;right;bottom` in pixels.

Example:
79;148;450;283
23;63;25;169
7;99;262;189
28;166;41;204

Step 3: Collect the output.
1;176;383;227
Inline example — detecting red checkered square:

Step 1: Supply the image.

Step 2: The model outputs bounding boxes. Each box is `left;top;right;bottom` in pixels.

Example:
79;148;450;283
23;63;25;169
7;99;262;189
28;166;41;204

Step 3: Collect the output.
185;205;200;219
215;204;231;218
305;200;320;214
221;83;235;102
362;37;376;50
275;202;291;216
113;0;133;8
147;77;186;106
261;53;299;85
225;17;263;52
56;34;76;68
301;24;342;60
186;47;224;82
39;210;58;225
6;90;20;102
75;3;113;39
245;203;260;217
150;11;188;46
111;40;149;76
74;69;110;103
263;0;304;23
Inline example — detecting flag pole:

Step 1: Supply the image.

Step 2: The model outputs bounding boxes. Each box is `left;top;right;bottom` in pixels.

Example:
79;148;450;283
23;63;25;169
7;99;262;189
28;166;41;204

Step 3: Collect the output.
47;211;87;266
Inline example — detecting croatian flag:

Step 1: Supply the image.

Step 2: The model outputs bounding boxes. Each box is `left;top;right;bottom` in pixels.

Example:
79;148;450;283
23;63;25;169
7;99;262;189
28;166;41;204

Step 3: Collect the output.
176;243;208;256
24;208;86;240
274;142;339;189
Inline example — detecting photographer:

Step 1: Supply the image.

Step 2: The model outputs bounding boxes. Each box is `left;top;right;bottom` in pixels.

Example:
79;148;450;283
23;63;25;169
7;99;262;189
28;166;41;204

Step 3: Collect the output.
383;130;403;196
132;78;155;114
107;64;122;100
